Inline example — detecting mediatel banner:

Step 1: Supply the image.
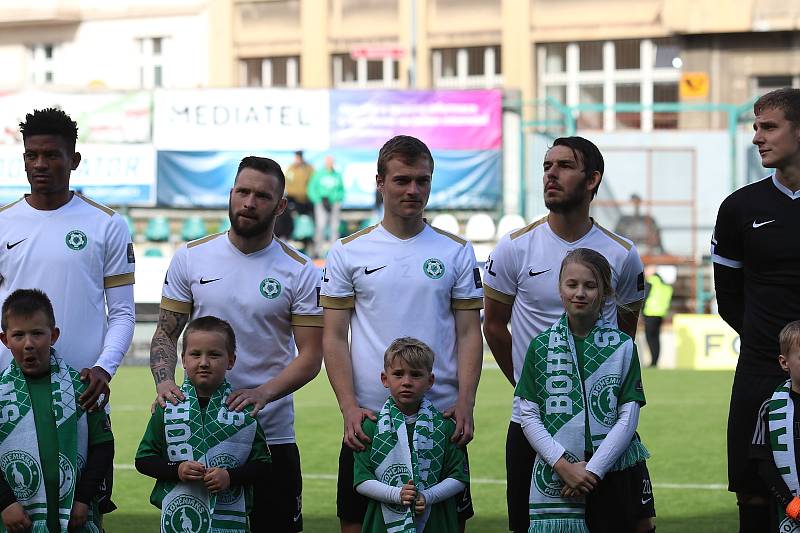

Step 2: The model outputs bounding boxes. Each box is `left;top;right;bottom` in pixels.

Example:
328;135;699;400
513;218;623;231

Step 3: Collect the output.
155;89;502;209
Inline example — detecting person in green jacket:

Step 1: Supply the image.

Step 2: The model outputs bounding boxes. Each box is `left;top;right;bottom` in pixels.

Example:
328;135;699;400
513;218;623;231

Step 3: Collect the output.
643;265;673;367
307;155;345;256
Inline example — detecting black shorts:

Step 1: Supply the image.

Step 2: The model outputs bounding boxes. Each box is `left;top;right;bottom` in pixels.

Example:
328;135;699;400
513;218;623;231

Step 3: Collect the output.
336;442;474;524
506;421;536;533
250;443;303;532
585;461;656;533
728;370;786;494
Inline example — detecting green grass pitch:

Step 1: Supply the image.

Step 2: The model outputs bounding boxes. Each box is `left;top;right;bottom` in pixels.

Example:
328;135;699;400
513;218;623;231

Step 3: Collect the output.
104;366;737;532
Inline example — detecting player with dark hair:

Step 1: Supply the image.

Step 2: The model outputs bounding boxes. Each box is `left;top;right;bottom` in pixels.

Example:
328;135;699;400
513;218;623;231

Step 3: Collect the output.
150;156;322;532
483;136;651;532
322;134;483;533
712;87;800;532
0;107;135;515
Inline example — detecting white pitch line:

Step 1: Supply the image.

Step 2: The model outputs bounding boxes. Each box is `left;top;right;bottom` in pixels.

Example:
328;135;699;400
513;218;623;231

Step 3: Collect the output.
113;464;725;490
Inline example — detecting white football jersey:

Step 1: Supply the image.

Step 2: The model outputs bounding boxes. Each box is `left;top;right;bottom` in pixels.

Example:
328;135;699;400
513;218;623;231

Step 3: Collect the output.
320;223;483;413
0;194;135;371
484;217;644;423
161;233;322;445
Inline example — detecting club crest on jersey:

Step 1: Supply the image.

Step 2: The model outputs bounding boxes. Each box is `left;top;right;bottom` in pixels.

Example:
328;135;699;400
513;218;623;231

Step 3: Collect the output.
65;230;87;251
533;450;580;497
589;375;620;428
423;258;445;279
381;464;412;513
0;451;41;500
259;277;282;299
163;494;211;533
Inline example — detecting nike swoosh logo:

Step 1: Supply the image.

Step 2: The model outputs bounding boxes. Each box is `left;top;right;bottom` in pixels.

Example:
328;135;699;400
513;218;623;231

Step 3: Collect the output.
529;268;551;277
199;277;221;285
752;219;775;228
6;239;26;250
364;265;387;275
641;497;652;505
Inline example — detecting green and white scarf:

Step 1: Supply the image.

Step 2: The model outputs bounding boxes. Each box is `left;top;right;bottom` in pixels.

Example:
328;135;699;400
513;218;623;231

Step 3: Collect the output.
368;396;449;533
151;379;258;533
766;380;800;533
515;315;649;533
0;352;98;533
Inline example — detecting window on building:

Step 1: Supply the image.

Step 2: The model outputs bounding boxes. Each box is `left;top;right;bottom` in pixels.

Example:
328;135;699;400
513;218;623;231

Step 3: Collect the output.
331;53;399;88
537;38;682;131
28;44;56;85
138;37;166;89
754;75;796;97
432;45;502;89
240;56;300;87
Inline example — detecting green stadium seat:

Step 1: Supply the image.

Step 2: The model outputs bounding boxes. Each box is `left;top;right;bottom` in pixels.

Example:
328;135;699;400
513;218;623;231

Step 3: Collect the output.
181;216;208;241
292;214;315;241
144;216;170;243
143;247;164;257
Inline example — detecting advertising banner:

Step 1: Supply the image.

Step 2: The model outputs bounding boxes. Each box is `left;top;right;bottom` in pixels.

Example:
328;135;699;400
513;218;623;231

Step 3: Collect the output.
0;91;152;144
330;89;502;150
157;149;500;209
0;144;156;206
673;314;739;370
152;89;330;151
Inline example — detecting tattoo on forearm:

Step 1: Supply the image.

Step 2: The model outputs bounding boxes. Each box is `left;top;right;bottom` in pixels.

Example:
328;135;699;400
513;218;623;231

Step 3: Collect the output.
149;309;189;384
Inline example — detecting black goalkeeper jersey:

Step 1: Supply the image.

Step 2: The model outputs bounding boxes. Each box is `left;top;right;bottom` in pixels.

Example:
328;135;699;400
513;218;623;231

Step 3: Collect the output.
712;175;800;373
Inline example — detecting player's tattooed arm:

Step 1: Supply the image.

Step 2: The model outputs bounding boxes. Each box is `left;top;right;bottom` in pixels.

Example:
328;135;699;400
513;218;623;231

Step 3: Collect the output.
150;309;189;408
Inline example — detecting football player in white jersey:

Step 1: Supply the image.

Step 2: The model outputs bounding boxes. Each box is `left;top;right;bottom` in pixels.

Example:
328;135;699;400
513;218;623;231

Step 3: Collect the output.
483;136;653;533
149;156;323;532
322;136;483;533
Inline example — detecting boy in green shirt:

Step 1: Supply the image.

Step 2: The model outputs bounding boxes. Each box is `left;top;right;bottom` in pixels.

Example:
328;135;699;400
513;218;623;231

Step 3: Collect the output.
353;337;469;533
136;316;271;533
0;288;114;532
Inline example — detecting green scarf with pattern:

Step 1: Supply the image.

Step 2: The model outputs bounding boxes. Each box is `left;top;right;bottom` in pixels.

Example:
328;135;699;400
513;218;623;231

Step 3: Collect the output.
514;315;649;533
766;380;800;533
152;379;258;533
0;352;99;533
368;396;449;533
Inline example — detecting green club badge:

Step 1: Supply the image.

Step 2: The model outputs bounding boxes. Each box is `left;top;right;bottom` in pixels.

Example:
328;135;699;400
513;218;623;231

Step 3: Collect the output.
259;277;282;299
0;451;42;500
163;494;211;533
423;258;445;279
58;453;75;499
589;375;621;428
533;450;580;497
380;463;412;514
65;230;87;250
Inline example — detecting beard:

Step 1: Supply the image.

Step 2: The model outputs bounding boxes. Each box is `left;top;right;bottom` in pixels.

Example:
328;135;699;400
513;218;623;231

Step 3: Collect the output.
228;202;280;238
544;178;591;214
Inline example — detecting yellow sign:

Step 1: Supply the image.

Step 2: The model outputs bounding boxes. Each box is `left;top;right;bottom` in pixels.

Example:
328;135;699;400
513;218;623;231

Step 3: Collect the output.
680;72;710;99
673;314;739;370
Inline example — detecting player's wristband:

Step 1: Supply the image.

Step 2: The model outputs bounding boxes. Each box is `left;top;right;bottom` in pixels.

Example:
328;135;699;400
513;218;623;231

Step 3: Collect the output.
786;496;800;520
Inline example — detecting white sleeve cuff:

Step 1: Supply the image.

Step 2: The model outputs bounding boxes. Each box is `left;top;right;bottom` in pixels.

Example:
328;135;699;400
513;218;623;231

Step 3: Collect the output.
355;480;403;504
586;402;640;479
95;284;135;377
420;478;466;506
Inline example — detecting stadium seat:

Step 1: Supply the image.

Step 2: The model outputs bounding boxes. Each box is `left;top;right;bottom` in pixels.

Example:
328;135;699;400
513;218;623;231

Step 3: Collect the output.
181;216;208;241
496;214;526;238
430;213;460;235
465;213;496;242
144;216;171;243
292;214;315;241
143;247;164;257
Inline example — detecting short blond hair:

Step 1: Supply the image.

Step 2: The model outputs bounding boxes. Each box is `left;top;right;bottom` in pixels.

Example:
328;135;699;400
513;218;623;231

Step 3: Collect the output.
780;321;800;356
384;337;434;373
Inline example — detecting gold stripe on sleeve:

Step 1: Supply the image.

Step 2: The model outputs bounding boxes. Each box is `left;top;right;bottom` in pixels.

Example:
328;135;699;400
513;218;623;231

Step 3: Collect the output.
320;295;355;309
341;224;379;245
104;272;135;288
75;193;115;216
277;239;308;265
483;285;515;305
594;222;634;251
0;198;24;214
510;217;547;240
291;314;324;327
429;225;467;246
187;232;225;248
451;298;484;310
160;296;193;315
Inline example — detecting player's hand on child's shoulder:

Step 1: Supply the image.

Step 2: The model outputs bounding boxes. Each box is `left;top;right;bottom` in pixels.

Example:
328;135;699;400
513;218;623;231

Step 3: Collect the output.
68;500;89;531
153;379;186;412
204;467;231;493
342;405;376;451
1;501;31;532
178;460;206;482
400;479;417;507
